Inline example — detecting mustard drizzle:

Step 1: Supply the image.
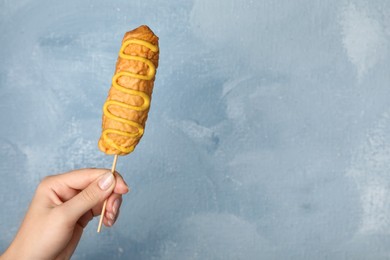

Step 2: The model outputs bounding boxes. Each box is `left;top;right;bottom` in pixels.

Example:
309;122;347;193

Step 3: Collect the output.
102;39;158;154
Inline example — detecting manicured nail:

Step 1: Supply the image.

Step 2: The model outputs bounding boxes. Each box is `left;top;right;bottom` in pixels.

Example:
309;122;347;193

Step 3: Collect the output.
108;212;115;221
113;199;120;215
98;172;114;190
107;220;113;227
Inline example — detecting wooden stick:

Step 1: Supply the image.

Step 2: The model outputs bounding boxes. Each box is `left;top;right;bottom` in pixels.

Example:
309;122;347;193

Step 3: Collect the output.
97;154;119;233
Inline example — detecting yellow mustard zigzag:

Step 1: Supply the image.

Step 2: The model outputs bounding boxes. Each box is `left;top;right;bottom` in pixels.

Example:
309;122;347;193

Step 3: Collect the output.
102;39;158;154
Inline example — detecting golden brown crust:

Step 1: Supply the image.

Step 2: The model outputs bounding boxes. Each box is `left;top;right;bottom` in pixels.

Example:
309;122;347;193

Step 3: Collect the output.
98;25;159;155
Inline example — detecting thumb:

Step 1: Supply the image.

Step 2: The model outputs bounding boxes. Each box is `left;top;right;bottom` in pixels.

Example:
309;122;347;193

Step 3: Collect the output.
60;171;115;223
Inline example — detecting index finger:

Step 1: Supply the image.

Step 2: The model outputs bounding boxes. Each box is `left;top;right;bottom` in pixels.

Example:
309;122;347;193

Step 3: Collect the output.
45;168;129;202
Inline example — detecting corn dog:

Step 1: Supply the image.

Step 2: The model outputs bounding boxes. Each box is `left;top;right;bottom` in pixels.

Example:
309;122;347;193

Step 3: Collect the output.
98;25;159;155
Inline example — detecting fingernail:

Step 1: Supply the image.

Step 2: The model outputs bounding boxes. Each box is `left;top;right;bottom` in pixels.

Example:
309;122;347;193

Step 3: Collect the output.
108;212;115;221
98;172;114;190
108;220;113;227
113;199;120;215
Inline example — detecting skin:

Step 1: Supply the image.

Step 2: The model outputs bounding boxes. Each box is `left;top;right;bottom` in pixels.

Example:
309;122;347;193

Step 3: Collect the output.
0;168;129;260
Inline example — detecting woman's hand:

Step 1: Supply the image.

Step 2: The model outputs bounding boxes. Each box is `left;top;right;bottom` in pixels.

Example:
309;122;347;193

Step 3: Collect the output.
1;168;129;260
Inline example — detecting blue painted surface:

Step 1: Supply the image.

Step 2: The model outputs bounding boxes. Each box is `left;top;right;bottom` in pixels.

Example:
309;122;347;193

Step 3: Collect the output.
1;0;390;259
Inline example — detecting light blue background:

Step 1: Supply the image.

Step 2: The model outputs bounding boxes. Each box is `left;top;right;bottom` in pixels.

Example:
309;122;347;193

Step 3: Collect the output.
1;0;390;259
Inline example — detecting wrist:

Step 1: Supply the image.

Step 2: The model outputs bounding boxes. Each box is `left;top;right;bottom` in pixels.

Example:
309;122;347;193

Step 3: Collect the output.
1;246;17;260
2;244;19;260
1;238;30;260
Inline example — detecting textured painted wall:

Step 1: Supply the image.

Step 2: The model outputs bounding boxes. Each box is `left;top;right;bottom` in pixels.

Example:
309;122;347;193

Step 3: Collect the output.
1;0;390;259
